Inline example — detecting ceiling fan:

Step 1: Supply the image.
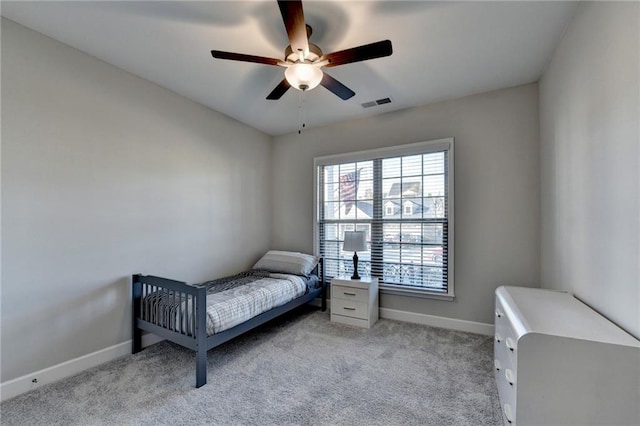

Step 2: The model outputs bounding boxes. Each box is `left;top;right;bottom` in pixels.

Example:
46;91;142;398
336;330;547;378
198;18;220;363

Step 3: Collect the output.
211;0;393;101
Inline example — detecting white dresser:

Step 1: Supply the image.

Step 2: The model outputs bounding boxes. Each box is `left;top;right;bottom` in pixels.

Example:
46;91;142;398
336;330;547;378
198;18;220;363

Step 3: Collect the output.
494;286;640;425
330;277;378;328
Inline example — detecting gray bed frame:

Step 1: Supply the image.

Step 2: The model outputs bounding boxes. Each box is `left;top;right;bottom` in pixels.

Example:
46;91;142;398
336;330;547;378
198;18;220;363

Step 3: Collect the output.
132;259;325;388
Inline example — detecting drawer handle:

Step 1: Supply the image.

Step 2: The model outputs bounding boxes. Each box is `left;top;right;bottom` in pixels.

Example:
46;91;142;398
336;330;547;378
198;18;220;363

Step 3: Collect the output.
495;310;503;318
343;292;357;296
343;307;356;311
495;334;502;343
503;404;514;424
505;337;515;352
494;359;502;371
505;369;516;386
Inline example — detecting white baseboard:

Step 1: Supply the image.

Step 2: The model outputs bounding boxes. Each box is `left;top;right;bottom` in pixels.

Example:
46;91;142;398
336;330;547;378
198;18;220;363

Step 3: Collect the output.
379;307;494;336
0;333;164;402
318;298;494;335
320;299;494;336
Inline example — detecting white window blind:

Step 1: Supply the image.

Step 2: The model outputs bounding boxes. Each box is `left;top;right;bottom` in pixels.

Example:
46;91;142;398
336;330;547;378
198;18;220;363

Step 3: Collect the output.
315;138;454;298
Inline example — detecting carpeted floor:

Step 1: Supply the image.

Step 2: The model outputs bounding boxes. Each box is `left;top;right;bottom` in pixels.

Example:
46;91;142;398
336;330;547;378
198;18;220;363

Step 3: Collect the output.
1;307;502;425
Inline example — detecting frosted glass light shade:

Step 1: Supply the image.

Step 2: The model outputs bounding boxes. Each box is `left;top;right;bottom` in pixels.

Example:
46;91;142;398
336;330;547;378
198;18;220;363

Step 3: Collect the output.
343;231;367;252
285;63;323;91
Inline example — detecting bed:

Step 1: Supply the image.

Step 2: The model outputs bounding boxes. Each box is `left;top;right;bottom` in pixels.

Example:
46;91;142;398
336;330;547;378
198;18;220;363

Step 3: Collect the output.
132;251;325;387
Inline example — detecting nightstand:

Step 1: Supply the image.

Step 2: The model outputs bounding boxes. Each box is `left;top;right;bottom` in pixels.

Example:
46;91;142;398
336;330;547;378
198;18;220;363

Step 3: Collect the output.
330;276;379;328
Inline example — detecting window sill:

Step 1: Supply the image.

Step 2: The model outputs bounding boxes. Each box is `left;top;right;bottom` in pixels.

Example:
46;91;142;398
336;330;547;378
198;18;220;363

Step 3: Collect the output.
380;284;455;301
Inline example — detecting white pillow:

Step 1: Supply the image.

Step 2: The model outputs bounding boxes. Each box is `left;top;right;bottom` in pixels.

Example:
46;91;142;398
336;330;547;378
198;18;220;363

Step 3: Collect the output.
252;250;320;277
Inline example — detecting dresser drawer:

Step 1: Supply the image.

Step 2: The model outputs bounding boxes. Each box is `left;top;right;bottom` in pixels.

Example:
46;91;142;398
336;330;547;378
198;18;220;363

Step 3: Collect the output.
495;336;516;373
495;299;519;368
496;363;517;424
332;298;369;320
332;284;369;303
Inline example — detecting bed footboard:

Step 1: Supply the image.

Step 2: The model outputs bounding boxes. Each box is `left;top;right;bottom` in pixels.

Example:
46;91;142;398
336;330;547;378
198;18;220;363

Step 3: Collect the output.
132;274;208;387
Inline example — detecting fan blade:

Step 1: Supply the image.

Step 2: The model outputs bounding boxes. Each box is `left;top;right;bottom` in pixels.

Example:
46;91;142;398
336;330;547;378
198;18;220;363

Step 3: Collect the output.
320;73;355;100
277;0;309;59
266;79;291;100
321;40;393;68
211;50;283;66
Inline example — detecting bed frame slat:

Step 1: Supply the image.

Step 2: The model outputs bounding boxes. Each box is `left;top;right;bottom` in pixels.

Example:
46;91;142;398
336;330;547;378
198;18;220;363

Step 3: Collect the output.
191;294;196;337
179;291;184;334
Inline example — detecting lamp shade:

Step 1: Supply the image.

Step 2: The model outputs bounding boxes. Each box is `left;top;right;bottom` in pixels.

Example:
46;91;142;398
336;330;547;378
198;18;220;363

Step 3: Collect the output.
285;63;323;91
343;231;367;252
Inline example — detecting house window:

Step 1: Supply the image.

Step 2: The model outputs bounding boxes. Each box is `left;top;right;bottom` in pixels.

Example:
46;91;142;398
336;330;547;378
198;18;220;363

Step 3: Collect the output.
385;203;395;216
403;201;413;216
314;138;454;299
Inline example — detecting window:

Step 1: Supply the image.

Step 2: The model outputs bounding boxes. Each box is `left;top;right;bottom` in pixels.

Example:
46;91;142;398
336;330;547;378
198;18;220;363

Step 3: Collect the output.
314;138;454;299
385;203;394;216
403;201;413;215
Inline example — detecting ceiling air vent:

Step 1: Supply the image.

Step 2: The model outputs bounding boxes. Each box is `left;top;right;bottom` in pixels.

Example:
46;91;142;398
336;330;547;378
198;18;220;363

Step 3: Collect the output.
361;97;392;108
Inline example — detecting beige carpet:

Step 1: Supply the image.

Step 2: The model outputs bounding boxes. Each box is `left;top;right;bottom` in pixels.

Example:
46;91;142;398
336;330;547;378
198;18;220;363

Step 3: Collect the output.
1;306;501;425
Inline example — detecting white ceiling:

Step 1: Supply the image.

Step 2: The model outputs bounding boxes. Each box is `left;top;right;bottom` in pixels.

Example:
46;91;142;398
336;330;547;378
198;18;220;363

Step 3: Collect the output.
2;1;578;136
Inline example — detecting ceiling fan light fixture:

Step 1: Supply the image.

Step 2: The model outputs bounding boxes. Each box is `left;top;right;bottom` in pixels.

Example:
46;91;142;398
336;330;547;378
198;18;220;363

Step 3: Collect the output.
285;63;323;91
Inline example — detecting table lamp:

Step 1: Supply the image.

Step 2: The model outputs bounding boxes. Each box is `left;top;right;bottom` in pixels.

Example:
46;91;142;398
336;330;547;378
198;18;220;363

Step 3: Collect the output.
343;231;367;280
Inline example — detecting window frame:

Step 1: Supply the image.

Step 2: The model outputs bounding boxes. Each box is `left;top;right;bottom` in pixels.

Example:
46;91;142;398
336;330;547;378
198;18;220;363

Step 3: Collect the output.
313;138;455;301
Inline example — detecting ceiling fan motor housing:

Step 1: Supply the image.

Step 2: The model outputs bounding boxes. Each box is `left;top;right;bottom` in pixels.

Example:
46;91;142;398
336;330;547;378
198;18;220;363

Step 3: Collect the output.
285;42;322;63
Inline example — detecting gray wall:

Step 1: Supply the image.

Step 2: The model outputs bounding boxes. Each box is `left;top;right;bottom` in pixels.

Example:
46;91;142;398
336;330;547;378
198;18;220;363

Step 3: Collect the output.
1;19;273;382
272;84;540;325
539;2;639;338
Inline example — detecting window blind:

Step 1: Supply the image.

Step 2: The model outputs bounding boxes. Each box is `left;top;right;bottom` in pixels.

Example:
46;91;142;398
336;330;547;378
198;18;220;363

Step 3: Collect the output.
315;138;454;297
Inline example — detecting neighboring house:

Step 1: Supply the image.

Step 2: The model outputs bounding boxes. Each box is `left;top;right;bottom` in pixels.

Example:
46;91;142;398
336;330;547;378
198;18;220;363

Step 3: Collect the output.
382;180;444;219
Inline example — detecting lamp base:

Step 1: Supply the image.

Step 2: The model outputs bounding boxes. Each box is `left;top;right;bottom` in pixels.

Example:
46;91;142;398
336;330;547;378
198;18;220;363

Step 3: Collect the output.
351;252;361;280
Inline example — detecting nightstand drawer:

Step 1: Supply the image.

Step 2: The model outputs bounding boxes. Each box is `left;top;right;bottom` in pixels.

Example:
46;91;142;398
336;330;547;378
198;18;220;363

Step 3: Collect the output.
332;298;369;320
332;285;369;303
